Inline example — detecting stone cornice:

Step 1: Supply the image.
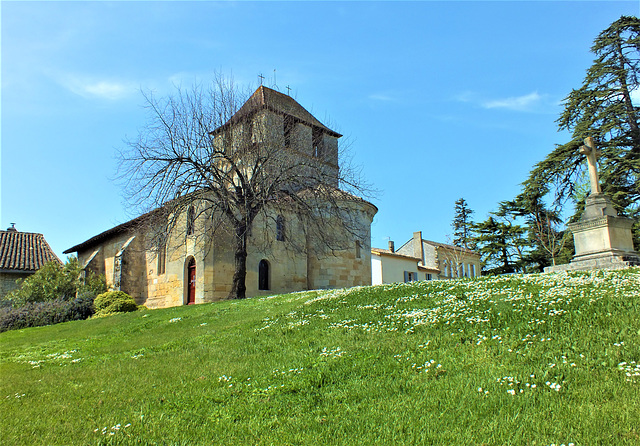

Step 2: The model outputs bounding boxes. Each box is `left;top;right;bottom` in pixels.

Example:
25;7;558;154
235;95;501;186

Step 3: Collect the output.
569;215;634;232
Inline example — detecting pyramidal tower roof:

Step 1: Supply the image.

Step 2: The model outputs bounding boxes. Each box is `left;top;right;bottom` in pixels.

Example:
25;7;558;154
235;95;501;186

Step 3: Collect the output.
213;86;342;137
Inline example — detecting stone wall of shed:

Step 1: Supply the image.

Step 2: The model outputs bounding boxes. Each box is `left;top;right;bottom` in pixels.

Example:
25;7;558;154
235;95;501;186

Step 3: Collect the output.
0;272;31;297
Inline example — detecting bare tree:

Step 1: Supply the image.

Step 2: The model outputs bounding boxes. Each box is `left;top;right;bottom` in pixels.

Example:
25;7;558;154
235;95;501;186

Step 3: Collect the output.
442;236;472;279
117;75;374;299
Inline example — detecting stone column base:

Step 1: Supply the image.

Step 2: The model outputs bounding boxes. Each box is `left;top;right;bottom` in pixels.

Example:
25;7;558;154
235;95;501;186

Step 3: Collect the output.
544;252;640;273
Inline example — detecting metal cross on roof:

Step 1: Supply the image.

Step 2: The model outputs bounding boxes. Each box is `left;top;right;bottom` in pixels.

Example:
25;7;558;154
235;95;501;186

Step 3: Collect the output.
286;85;291;95
258;74;264;85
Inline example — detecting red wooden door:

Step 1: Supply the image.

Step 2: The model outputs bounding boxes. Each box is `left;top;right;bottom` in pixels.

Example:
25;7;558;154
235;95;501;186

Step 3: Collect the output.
187;259;196;305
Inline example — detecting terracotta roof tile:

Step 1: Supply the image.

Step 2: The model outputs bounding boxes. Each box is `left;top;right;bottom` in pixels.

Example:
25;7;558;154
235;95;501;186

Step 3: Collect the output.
371;248;421;261
0;230;61;272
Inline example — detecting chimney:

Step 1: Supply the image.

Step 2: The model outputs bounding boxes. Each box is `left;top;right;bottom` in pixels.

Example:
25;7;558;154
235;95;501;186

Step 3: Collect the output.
413;231;424;263
7;223;17;232
388;240;395;253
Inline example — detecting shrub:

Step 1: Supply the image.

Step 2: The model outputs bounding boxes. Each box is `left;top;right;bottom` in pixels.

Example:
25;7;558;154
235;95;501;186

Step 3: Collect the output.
7;257;107;307
0;294;97;333
94;291;138;317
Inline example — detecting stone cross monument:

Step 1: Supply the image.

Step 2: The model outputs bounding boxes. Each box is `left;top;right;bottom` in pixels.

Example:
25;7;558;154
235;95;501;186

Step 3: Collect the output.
545;137;639;272
579;136;602;195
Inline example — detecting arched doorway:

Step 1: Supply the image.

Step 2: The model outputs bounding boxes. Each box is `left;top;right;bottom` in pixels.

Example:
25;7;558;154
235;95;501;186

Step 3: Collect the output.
186;257;196;305
258;259;270;291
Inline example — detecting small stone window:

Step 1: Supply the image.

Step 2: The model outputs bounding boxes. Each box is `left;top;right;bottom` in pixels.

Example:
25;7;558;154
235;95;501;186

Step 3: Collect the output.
157;242;166;275
186;206;195;236
283;116;294;148
312;127;323;158
258;259;270;290
276;215;285;242
355;240;362;259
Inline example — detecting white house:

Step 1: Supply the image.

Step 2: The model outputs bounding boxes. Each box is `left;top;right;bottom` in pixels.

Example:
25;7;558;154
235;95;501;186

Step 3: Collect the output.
371;231;481;284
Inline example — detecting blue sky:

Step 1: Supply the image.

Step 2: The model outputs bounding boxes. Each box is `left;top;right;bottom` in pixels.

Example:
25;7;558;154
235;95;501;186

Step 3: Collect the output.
2;1;639;260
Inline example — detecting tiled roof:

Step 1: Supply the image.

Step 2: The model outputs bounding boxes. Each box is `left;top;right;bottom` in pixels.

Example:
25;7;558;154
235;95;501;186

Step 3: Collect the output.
371;248;421;261
423;239;480;257
63;208;161;254
417;264;441;274
212;86;342;137
0;230;62;272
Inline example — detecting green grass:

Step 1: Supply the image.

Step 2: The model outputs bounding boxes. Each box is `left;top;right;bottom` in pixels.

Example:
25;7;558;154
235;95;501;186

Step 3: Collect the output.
2;269;640;445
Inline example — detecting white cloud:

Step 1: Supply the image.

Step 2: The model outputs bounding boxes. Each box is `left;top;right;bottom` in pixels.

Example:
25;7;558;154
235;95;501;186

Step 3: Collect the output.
369;93;395;102
53;72;136;100
482;91;542;111
81;81;130;100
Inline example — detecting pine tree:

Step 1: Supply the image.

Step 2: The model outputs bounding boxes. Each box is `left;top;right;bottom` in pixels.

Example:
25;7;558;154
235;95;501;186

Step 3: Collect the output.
525;16;640;214
504;195;570;270
452;198;474;249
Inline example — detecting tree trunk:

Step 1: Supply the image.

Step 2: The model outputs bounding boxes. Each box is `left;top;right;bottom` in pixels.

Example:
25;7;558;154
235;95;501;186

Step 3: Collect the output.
229;224;248;299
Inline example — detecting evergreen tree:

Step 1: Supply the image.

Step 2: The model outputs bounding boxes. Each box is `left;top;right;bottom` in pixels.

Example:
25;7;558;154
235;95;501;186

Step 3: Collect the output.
525;16;640;215
452;198;475;249
472;203;529;275
508;192;571;270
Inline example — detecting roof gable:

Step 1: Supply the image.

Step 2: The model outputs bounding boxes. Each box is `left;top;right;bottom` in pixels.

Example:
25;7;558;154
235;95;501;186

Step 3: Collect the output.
213;86;342;137
0;230;62;272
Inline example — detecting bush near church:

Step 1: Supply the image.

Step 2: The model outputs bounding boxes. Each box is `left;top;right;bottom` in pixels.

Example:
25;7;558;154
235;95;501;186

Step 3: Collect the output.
93;291;138;317
0;257;108;332
4;257;106;307
0;293;96;332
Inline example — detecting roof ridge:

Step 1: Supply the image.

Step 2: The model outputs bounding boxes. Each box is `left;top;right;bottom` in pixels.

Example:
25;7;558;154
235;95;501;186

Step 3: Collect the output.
0;230;45;236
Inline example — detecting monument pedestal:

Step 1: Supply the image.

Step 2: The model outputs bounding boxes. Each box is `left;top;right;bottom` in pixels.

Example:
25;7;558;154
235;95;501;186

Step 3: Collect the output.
545;194;640;273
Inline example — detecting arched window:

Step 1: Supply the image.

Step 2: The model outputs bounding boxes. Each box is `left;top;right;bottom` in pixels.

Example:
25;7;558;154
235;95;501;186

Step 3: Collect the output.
186;206;195;236
258;259;270;290
276;215;285;242
186;257;196;305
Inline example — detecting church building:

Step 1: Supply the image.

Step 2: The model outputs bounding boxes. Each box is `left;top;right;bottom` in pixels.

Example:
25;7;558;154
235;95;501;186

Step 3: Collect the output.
64;86;377;308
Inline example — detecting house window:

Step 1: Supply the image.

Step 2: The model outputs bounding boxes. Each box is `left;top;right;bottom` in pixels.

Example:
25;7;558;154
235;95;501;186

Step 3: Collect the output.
426;273;432;280
186;206;195;236
283;116;294;148
404;271;418;283
276;215;285;241
355;240;362;259
258;259;270;290
469;264;475;278
157;242;166;275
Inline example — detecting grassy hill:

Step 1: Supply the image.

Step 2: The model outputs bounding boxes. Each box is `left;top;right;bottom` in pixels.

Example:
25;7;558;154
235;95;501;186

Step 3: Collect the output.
2;269;640;445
